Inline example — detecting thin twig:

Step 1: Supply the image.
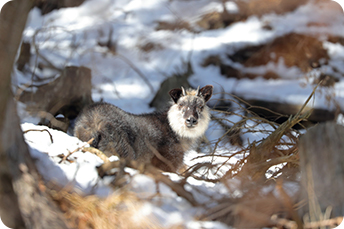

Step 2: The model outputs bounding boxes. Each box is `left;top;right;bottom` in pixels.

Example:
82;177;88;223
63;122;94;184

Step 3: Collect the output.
59;138;94;164
102;27;154;92
32;27;63;71
116;53;155;92
23;129;54;143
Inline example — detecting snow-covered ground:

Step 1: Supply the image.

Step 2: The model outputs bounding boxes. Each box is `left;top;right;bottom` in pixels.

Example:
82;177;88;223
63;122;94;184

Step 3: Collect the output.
9;0;344;227
21;122;233;228
18;0;344;112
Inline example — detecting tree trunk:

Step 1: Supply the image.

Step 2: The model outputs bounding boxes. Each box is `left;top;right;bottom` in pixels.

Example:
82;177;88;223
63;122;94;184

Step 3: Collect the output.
298;122;344;219
0;1;68;228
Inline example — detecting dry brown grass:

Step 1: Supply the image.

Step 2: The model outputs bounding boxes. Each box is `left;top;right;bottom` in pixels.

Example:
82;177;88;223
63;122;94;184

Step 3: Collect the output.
49;187;160;229
237;0;308;17
197;0;308;30
202;33;329;79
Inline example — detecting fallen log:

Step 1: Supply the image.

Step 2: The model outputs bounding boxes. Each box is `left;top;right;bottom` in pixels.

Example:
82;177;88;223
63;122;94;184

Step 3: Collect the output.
236;97;336;128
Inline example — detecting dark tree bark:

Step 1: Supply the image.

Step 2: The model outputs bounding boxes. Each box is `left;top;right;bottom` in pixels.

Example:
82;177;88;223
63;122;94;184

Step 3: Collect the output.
0;1;68;228
299;122;344;218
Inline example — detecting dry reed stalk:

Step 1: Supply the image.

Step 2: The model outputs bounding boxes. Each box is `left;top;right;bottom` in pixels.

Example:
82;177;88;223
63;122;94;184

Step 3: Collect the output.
223;83;318;181
199;84;325;228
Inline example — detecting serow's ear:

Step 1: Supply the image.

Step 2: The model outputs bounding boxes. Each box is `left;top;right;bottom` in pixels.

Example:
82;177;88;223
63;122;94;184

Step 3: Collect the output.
169;88;183;103
199;85;213;102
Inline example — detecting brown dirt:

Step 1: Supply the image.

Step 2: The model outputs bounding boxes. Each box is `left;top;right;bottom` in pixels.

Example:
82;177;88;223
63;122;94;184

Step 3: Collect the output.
230;33;329;72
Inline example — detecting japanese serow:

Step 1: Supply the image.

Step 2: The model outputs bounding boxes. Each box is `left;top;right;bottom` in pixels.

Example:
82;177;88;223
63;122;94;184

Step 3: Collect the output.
74;85;213;172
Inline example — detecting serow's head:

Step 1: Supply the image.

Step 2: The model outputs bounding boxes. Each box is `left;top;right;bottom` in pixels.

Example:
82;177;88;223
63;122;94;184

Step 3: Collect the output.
168;85;213;138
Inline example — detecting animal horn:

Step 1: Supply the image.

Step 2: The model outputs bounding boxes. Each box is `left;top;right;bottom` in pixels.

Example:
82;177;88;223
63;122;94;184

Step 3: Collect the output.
196;86;200;96
181;86;186;96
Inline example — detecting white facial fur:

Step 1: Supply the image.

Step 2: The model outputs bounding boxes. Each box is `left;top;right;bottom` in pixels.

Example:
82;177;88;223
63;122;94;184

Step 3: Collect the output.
167;95;210;139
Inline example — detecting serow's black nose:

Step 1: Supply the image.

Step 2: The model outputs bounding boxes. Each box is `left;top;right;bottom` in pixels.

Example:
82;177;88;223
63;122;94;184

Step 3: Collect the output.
186;117;197;127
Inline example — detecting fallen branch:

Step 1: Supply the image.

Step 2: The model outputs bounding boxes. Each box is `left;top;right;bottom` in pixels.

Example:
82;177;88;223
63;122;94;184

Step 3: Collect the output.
82;147;110;163
143;164;199;207
147;141;176;172
37;111;69;131
97;159;199;207
305;217;343;229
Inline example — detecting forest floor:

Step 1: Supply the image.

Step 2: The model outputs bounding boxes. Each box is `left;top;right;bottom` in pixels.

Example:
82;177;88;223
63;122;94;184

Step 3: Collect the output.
12;0;344;228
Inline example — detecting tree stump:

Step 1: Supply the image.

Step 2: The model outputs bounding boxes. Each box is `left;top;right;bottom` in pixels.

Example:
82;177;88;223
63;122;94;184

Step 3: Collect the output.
298;122;344;218
19;66;93;131
149;61;192;111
